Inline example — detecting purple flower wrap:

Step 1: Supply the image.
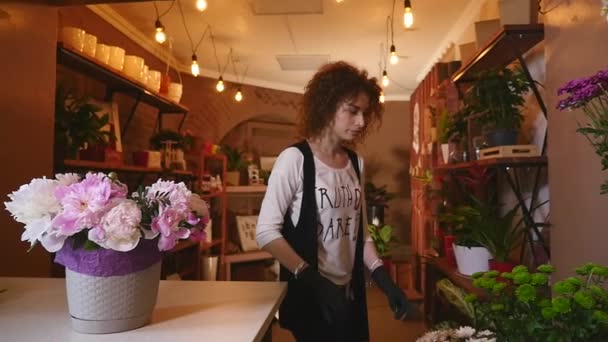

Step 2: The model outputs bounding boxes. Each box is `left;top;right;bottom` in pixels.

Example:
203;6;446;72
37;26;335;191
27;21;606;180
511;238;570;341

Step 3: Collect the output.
55;238;163;277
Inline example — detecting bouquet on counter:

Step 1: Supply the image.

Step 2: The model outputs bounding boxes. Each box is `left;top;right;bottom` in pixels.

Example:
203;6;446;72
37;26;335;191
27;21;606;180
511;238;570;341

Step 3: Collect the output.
4;172;210;254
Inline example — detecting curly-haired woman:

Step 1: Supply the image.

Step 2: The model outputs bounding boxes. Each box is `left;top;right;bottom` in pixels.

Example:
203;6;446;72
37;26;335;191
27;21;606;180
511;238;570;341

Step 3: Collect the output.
256;61;410;341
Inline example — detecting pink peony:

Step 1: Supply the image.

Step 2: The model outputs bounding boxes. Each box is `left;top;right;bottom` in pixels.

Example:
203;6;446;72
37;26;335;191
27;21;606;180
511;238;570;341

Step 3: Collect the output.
151;206;191;251
52;172;124;236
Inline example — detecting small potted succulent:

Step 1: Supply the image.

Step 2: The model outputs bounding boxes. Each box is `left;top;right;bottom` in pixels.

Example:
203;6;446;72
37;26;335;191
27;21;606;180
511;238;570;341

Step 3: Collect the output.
221;144;246;186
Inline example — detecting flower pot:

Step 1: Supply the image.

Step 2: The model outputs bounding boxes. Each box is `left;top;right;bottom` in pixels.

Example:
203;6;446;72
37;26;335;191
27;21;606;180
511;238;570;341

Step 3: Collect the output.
484;129;518;147
489;259;515;274
367;205;385;226
79;144;106;162
440;143;450;164
225;171;240;186
56;239;163;334
453;244;491;276
66;262;161;334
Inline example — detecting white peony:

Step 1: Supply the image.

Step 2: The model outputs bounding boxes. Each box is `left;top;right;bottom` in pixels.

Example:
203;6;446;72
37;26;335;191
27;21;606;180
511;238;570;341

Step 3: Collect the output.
454;326;476;338
146;180;192;210
5;177;61;225
55;173;80;186
88;199;142;252
189;193;209;217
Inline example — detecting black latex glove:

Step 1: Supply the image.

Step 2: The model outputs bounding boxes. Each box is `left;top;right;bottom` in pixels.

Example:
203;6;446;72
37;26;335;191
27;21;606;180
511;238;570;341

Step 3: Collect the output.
371;266;410;320
297;266;349;327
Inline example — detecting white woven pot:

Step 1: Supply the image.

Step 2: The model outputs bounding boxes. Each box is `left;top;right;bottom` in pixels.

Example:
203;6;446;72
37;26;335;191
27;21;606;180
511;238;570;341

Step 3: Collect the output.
65;261;161;334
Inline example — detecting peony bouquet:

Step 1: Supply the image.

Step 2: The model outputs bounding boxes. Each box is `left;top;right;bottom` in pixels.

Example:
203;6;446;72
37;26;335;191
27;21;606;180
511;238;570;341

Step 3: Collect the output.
4;172;209;253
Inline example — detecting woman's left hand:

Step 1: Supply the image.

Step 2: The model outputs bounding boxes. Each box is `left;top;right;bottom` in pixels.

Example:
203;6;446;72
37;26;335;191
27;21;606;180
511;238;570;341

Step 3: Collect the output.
371;266;411;320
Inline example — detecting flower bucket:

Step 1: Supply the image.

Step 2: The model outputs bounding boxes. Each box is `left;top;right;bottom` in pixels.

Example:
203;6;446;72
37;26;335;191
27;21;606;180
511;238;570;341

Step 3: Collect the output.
56;239;163;334
453;243;491;276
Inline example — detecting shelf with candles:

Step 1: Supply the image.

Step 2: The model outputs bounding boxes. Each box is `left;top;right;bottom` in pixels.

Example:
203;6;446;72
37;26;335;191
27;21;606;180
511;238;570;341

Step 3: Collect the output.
451;24;544;83
62;159;194;176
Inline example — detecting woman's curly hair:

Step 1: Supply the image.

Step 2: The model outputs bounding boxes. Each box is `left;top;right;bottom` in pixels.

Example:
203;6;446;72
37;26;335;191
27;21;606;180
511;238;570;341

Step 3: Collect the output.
298;61;384;142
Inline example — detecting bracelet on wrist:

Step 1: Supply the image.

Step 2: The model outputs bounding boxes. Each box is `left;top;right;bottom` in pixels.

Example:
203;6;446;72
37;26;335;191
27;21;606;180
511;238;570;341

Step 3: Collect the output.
293;261;309;279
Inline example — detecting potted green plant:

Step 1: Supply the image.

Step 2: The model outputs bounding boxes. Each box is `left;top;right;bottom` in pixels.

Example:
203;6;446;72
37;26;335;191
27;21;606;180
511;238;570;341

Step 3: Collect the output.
439;199;492;276
467;68;532;147
55;85;113;160
365;182;395;225
221;144;246;186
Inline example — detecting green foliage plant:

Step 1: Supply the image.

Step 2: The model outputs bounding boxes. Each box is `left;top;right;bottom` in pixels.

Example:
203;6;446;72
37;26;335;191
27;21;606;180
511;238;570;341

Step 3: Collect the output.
221;144;246;171
436;108;451;144
367;223;395;258
365;182;395;208
467;263;608;341
55;85;113;157
468;68;533;131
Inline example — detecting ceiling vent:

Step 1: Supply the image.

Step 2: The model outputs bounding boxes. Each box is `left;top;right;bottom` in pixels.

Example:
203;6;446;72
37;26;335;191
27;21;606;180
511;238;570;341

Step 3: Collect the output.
252;0;323;15
276;55;330;71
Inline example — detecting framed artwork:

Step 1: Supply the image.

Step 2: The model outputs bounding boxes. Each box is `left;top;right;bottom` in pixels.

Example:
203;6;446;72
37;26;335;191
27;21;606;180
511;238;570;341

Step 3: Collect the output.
236;215;259;252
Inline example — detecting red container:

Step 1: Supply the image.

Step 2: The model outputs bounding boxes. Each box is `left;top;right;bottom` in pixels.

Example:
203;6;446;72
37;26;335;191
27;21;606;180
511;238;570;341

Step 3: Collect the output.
132;151;149;166
489;260;515;273
443;234;456;265
79;144;105;162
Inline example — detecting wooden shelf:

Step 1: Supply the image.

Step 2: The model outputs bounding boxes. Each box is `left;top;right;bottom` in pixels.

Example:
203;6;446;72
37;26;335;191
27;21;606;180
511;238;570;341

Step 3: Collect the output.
224;250;273;264
200;191;226;200
434;156;547;171
201;239;222;252
63;159;193;176
226;185;267;194
451;24;544;83
47;0;168;5
56;43;188;114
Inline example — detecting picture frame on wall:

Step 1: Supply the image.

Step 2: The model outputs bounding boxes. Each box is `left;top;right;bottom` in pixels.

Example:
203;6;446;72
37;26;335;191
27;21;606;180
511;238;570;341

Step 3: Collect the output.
235;215;259;252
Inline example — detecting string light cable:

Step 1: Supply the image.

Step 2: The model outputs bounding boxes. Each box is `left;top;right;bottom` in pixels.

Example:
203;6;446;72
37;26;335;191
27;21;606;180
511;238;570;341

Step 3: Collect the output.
153;0;175;43
177;0;210;76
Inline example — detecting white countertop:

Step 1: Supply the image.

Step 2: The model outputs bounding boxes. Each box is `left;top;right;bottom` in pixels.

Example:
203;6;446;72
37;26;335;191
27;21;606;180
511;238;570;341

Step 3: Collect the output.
0;277;286;341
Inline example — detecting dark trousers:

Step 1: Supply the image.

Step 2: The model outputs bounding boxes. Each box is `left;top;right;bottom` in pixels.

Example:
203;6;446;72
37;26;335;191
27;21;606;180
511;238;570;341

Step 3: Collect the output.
289;299;357;342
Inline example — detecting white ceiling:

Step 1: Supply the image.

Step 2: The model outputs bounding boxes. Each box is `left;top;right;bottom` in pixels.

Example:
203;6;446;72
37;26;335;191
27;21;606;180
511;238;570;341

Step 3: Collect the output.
96;0;477;99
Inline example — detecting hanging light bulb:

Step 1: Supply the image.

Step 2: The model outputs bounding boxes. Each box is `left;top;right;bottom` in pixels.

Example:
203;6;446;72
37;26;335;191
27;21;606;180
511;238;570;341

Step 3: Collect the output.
235;87;243;102
216;76;225;92
389;45;399;65
382;70;389;87
191;54;200;77
403;0;413;28
196;0;208;11
154;19;166;44
379;92;385;103
336;0;344;3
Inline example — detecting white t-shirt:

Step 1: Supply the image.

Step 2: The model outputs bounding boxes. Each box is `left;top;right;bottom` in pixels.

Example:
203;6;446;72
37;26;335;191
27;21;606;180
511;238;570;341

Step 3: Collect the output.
256;147;372;285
